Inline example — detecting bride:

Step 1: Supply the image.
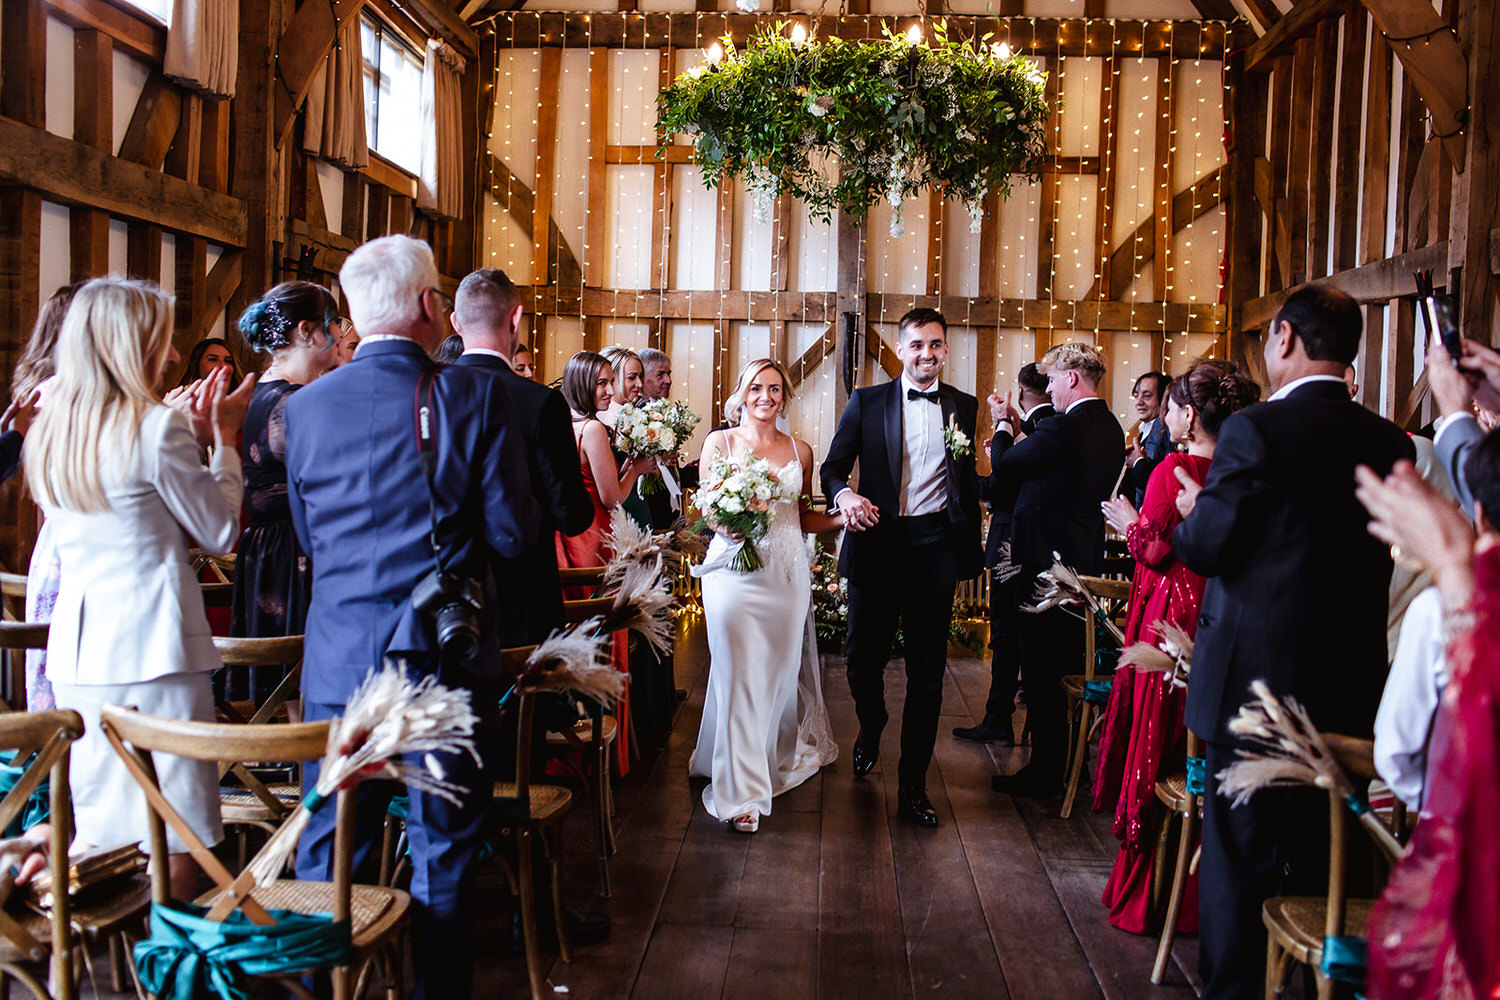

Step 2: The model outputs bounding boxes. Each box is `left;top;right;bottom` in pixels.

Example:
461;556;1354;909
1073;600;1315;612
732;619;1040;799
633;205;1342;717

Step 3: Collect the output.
689;359;842;833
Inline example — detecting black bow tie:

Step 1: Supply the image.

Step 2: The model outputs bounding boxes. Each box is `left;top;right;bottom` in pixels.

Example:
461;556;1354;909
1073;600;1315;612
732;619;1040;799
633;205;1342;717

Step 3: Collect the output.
907;388;940;403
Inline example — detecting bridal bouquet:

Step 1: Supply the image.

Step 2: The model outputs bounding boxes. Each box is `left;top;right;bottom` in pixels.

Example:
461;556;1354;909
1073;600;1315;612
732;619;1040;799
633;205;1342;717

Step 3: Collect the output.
615;399;702;496
693;450;798;572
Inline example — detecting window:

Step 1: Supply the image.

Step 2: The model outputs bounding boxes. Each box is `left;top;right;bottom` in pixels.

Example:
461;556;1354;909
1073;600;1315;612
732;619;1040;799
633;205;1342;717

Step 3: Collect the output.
117;0;171;24
361;14;424;174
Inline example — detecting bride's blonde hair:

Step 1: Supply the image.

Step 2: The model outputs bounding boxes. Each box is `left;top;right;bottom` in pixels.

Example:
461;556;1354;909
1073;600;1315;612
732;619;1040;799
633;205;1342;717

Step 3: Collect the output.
27;277;175;512
724;358;793;426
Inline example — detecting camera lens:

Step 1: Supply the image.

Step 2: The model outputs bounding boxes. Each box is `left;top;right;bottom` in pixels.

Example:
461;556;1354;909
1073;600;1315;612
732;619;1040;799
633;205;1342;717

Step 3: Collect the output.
435;602;480;661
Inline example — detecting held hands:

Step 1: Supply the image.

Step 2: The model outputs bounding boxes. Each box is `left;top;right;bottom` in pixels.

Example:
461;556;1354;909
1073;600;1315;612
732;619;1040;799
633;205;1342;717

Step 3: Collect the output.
836;491;880;532
1172;466;1202;519
1100;496;1139;535
0;389;41;437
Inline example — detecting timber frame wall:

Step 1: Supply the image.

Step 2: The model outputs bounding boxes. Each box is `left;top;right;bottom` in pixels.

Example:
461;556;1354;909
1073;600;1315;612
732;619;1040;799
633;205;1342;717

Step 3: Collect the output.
1223;0;1500;425
0;0;487;570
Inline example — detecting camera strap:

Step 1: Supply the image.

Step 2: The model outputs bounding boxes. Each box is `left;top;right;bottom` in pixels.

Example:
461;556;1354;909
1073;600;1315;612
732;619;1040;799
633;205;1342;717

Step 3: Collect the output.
413;366;452;576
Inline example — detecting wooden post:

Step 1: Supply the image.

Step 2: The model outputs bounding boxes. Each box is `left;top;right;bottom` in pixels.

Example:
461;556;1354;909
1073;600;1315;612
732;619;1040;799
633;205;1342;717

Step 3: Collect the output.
1450;0;1500;345
835;210;867;411
71;29;114;281
230;0;284;330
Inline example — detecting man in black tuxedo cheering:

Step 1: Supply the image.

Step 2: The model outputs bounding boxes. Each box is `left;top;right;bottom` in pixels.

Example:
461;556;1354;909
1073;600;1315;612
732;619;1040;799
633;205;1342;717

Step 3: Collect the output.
821;308;983;827
988;343;1125;798
1173;285;1413;1000
955;361;1054;744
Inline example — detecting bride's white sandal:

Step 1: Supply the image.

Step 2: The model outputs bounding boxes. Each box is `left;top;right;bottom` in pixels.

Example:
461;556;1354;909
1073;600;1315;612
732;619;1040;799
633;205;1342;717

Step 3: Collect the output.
731;814;759;834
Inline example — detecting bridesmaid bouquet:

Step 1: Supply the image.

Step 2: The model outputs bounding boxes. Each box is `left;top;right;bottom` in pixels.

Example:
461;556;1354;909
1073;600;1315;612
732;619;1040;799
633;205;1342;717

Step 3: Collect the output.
694;450;798;572
615;399;702;496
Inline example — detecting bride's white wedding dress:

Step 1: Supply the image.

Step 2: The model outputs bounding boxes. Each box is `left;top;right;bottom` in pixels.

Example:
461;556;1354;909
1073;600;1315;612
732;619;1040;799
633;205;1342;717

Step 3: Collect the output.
689;454;839;822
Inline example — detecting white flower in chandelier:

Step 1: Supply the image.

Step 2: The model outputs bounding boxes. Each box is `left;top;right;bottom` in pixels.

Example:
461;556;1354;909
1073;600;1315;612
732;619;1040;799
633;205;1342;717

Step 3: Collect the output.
808;93;835;118
966;200;984;235
735;0;760;11
889;206;906;239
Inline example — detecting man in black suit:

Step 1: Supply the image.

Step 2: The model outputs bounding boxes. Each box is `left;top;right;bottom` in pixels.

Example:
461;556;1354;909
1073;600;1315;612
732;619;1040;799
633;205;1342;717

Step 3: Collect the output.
1125;370;1171;506
987;343;1126;798
820;308;984;827
1173;285;1414;1000
954;362;1053;744
450;268;595;647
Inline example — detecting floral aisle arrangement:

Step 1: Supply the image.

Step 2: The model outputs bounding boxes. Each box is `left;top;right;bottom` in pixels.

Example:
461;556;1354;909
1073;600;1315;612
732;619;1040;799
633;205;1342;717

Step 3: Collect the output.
615;398;703;497
809;541;984;654
655;21;1050;237
692;450;800;572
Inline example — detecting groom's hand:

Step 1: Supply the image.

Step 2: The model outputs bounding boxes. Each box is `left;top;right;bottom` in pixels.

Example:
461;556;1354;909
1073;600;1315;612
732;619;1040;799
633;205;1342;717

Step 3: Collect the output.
837;490;880;532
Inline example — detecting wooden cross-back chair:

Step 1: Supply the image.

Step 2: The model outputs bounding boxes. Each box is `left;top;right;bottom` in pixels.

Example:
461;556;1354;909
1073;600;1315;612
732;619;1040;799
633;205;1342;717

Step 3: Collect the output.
0;573;27;622
0;621;49;713
1059;574;1132;819
1262;734;1405;1000
1149;728;1202;985
98;707;410;1000
0;710;150;1000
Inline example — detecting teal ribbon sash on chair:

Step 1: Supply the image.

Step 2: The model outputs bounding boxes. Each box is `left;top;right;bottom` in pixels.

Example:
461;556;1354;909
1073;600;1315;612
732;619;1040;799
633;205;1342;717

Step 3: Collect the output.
0;752;49;836
1082;680;1113;706
1320;934;1367;991
133;901;352;1000
1184;756;1207;797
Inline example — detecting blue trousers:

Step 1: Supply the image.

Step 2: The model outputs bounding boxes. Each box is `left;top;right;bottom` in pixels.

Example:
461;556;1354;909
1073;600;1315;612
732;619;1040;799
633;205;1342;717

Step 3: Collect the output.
296;681;501;1000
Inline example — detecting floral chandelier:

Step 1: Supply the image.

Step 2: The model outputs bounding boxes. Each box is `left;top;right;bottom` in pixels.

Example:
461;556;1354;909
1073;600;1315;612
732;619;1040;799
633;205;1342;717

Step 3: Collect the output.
655;21;1051;237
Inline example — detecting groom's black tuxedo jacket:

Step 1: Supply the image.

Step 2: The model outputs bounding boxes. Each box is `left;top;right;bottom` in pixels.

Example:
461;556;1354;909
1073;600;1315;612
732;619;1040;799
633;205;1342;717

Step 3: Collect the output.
984;397;1125;574
820;379;984;583
1175;379;1413;744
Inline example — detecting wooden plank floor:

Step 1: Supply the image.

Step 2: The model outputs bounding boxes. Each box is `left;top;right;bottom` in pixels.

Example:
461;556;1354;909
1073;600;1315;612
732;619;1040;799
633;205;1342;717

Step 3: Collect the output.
508;615;1205;999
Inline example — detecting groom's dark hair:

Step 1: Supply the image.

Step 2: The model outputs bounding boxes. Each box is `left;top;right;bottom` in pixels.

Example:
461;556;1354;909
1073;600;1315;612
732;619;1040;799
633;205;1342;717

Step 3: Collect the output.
898;307;947;337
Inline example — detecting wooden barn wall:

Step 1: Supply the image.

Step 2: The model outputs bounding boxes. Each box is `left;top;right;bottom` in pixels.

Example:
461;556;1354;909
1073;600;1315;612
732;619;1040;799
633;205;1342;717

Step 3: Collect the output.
482;11;1232;464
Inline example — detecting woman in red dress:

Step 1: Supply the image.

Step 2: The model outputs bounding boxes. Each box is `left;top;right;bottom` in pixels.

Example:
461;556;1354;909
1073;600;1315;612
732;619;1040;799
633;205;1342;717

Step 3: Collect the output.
555;351;655;775
1092;360;1260;934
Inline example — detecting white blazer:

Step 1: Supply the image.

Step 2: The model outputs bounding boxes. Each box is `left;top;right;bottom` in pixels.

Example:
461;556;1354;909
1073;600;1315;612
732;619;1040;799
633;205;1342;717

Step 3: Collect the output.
42;405;242;687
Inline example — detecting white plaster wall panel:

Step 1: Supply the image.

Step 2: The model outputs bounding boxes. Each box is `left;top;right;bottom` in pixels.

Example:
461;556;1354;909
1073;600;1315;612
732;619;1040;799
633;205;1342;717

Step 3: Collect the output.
1185;333;1221;364
204;244;226;341
544;318;587;385
1124;263;1152;305
793;204;835;292
736;182;775;292
483;195;531;278
1058;57;1103;159
946;325;978;396
1173;58;1226;193
606;165;656;289
108;219;128;274
536;0;615;11
113;50;151;156
1030;0;1087;18
553;48;593;279
997;179;1041;299
667;321;716;456
610;49;660;146
867;196;928;295
1173;204;1224;304
159;232;176;297
672;167;720;291
942;200;983;298
492;51;540;190
787;329;837;458
40;202;70;304
45;18;74;140
1052;176;1097;298
991;329;1035;397
602;322;651;351
1108;0;1200;17
315;162;345;233
1111;58;1159;252
735;324;771;375
639;0;697;14
1109;329;1156;422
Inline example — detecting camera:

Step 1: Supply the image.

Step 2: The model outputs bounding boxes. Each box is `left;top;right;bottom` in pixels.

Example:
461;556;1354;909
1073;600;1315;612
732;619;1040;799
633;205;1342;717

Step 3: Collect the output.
412;569;483;662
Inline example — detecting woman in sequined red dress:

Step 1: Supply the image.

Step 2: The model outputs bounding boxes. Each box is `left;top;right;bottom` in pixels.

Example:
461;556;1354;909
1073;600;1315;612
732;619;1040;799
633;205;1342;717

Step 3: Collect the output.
1092;361;1260;935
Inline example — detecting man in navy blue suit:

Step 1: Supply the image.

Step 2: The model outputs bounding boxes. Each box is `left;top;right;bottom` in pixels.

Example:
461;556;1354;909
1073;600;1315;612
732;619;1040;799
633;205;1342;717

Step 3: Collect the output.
285;235;539;1000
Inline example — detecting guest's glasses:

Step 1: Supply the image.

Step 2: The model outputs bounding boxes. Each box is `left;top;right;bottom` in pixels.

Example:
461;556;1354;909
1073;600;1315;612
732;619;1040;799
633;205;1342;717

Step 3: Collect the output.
425;288;454;316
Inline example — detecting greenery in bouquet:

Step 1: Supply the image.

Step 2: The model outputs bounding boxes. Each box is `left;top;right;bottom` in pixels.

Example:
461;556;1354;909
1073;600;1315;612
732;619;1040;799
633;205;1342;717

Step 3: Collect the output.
616;399;702;496
656;21;1050;236
694;449;800;572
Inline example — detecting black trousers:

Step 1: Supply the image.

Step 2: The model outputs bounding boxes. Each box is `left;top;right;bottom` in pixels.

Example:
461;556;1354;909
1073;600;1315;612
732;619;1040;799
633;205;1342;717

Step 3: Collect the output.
984;567;1022;719
1198;740;1369;1000
844;528;959;790
1015;563;1085;784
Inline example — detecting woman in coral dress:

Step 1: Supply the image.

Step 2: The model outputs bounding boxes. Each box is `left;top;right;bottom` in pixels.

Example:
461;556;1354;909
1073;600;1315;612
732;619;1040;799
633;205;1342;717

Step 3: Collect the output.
1093;360;1260;934
554;350;655;776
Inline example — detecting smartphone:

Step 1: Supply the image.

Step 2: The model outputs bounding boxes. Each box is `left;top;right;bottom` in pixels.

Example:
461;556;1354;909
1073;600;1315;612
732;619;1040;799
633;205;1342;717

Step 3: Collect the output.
1414;269;1462;362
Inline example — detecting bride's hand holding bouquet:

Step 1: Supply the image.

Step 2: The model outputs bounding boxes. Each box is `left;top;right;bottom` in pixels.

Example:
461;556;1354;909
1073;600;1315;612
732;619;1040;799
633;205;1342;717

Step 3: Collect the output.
694;450;799;572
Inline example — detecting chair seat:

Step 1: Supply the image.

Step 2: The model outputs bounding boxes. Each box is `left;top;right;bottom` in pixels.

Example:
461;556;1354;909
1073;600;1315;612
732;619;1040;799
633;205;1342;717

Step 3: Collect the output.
1155;773;1192;812
492;782;572;824
220;782;300;824
0;873;152;963
1062;675;1087;699
1262;896;1375;966
545;716;618;748
196;879;410;954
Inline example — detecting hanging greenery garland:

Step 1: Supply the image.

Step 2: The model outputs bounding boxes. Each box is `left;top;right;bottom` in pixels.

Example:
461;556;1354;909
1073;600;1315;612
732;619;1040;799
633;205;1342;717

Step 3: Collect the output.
655;21;1051;237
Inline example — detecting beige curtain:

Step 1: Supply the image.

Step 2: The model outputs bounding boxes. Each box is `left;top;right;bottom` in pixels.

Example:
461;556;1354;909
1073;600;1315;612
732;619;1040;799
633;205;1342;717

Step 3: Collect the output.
303;18;369;169
418;39;465;221
164;0;238;97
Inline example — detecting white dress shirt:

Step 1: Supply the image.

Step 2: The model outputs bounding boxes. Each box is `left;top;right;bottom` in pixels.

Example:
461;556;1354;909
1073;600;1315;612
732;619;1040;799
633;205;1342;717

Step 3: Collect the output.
462;346;512;366
900;375;948;516
1373;586;1448;811
1267;373;1347;401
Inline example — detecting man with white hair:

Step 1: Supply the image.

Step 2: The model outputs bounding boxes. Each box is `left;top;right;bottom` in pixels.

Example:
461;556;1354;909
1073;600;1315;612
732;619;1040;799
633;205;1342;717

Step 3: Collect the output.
284;235;538;999
638;347;672;401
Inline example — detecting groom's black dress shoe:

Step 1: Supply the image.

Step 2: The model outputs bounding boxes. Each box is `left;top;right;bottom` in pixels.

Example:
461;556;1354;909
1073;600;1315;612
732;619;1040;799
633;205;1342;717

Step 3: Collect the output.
990;766;1062;799
852;736;878;778
896;787;939;828
952;715;1016;744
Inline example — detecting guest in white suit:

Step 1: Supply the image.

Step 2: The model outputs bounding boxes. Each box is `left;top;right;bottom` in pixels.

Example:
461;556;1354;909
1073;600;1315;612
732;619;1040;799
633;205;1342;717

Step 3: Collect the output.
26;277;254;900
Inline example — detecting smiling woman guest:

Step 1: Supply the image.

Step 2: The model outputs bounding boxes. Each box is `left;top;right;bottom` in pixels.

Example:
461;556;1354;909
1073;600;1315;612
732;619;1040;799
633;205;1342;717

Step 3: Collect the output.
598;345;644;429
178;336;243;391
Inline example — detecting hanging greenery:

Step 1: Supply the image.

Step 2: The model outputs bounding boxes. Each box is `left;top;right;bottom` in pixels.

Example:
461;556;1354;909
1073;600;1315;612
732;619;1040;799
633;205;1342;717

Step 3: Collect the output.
655;21;1051;237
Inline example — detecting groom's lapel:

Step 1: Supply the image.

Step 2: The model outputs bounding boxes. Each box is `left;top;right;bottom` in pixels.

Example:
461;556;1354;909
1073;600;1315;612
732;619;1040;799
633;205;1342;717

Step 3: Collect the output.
883;380;903;489
939;384;960;501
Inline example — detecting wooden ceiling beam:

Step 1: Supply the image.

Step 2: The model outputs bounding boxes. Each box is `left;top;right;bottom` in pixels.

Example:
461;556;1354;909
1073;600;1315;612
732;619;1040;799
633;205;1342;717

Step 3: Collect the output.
1362;0;1468;169
1228;0;1281;35
1245;0;1343;70
271;0;371;151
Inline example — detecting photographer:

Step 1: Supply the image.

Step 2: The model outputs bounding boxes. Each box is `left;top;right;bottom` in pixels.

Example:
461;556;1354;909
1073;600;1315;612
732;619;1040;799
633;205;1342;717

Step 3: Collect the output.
284;235;538;1000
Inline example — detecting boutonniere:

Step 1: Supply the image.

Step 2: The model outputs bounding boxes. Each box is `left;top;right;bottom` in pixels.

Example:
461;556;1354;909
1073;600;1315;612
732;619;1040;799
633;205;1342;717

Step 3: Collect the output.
942;417;973;459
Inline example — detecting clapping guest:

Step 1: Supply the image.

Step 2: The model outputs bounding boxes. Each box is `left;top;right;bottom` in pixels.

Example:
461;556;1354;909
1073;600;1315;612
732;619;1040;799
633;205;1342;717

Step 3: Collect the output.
1092;360;1258;935
227;282;340;703
1123;371;1171;506
598;345;644;429
331;317;360;367
177;336;242;391
16;282;83;713
28;277;254;900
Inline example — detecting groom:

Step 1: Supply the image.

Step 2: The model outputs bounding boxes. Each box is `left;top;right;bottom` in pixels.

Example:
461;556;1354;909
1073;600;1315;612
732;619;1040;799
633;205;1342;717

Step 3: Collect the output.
821;308;983;827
